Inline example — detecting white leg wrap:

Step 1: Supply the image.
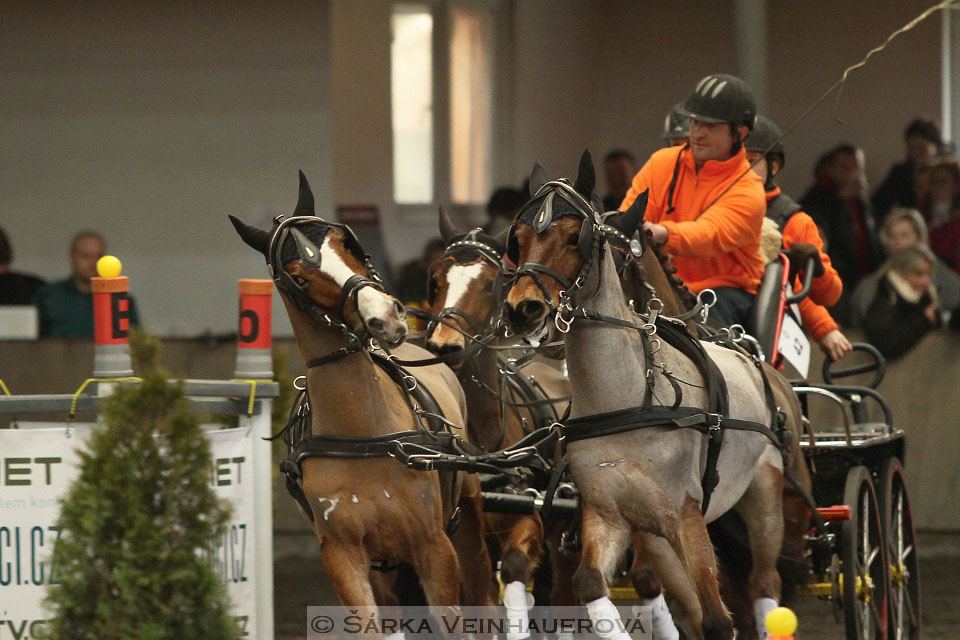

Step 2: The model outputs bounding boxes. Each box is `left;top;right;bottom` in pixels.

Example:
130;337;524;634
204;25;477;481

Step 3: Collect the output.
585;596;632;640
384;633;405;640
754;597;779;639
556;633;574;640
639;594;680;640
502;580;532;640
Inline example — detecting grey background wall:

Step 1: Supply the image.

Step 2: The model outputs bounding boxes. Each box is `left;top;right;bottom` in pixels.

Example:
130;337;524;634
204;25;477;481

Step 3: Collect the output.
0;0;949;336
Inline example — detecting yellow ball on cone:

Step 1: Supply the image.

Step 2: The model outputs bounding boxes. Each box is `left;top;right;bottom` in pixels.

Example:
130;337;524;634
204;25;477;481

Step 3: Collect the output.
96;255;123;278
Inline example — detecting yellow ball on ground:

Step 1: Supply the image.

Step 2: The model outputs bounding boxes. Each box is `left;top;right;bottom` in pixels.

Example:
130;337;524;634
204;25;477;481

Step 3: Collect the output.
765;606;797;636
96;255;122;278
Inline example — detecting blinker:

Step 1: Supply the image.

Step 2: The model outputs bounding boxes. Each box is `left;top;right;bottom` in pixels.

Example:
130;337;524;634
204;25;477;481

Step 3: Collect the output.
290;227;322;268
533;192;555;233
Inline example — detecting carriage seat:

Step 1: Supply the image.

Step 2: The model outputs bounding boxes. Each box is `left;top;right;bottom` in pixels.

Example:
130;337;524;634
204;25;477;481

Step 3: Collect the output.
746;254;790;364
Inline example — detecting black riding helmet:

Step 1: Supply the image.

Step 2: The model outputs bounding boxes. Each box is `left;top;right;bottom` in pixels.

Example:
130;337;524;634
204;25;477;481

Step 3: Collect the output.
744;115;785;167
679;74;757;130
661;102;690;141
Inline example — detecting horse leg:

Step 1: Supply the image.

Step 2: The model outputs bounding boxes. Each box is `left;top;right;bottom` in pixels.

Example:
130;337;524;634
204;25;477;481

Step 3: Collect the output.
450;490;497;606
320;540;376;606
734;455;785;640
629;534;682;640
674;496;735;640
496;514;544;640
573;506;632;640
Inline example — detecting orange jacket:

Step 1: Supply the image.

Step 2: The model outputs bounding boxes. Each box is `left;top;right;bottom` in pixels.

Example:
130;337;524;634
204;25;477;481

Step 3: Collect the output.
768;187;843;341
621;145;766;294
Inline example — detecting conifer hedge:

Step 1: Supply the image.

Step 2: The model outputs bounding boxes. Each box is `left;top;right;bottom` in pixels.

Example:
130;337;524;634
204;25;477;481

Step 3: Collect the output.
42;333;238;639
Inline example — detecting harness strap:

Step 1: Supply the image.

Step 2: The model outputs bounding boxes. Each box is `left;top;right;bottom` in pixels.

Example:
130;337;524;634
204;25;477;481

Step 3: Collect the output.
562;405;781;447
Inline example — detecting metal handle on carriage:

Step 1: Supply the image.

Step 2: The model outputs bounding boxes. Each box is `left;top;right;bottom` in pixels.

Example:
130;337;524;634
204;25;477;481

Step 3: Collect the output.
785;256;817;305
821;342;886;389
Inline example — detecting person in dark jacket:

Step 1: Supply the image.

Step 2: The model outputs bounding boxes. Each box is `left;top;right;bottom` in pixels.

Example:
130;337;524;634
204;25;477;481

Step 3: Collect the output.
871;117;943;221
800;144;882;325
861;244;941;360
0;226;45;305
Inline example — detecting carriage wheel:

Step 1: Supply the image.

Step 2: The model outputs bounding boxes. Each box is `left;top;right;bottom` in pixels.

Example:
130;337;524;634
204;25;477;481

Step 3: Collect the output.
878;458;921;640
841;466;889;640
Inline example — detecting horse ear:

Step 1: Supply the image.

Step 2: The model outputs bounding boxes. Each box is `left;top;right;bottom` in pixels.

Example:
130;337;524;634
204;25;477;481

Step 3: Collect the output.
608;189;648;236
229;215;271;256
528;161;550;197
493;226;510;253
293;170;315;216
438;205;460;243
572;149;596;199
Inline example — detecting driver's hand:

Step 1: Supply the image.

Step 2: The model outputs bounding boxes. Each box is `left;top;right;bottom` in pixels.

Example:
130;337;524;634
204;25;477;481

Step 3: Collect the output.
643;221;669;246
818;329;852;361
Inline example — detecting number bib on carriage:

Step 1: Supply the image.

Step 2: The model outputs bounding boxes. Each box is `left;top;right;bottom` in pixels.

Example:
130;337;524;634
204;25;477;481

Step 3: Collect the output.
778;307;810;377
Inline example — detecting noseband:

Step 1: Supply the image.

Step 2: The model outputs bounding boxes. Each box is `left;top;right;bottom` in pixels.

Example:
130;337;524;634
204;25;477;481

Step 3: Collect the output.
268;215;388;365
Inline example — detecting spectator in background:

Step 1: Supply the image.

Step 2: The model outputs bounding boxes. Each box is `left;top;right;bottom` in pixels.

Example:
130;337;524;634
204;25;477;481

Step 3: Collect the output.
871;117;943;221
861;245;941;360
33;231;140;337
601;149;638;211
852;208;960;325
660;102;690;148
0;226;45;305
800;144;881;325
483;187;526;235
393;237;446;307
920;157;960;272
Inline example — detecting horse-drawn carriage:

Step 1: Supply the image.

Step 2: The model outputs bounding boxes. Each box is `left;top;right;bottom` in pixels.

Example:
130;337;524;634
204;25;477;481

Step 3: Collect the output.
231;157;918;640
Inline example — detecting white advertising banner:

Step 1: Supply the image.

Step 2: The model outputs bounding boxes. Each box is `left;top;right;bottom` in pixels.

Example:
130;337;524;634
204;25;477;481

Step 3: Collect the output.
0;425;256;637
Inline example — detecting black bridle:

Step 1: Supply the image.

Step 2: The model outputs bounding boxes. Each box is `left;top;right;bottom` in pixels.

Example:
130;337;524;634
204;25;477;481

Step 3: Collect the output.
267;215;389;367
426;230;506;347
507;180;638;330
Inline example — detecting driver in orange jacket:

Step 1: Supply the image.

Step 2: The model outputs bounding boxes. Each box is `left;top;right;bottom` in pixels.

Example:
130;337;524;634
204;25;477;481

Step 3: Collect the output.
745;115;853;362
621;74;766;327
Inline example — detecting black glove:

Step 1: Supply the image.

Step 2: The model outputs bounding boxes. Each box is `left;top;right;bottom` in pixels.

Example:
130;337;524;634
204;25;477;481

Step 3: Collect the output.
787;243;825;282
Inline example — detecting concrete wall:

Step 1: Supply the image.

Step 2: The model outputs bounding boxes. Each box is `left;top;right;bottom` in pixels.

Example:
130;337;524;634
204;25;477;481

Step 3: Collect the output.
1;0;946;336
2;1;332;336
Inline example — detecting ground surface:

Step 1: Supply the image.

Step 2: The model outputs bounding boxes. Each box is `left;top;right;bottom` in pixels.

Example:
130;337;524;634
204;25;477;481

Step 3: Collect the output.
274;533;959;639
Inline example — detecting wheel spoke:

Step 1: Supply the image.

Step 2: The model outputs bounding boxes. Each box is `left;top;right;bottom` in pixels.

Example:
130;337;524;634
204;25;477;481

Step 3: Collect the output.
900;543;914;564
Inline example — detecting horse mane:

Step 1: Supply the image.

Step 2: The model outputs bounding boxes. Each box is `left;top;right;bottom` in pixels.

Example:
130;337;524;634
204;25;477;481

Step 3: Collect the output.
655;246;698;311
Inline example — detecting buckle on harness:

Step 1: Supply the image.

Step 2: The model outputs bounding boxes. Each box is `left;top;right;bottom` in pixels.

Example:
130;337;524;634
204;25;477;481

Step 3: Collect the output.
706;413;722;432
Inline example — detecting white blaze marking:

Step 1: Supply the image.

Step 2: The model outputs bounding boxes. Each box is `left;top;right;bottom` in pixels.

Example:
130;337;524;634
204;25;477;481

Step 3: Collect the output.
320;235;396;323
317;496;340;521
443;263;484;311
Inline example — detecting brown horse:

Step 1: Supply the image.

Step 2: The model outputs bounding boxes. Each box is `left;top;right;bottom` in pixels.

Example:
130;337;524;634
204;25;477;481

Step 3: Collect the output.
502;152;790;640
230;173;495;617
423;210;579;627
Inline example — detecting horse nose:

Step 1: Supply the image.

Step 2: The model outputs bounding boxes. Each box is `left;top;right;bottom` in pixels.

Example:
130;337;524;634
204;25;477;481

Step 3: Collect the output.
506;299;546;325
426;340;464;357
367;317;386;333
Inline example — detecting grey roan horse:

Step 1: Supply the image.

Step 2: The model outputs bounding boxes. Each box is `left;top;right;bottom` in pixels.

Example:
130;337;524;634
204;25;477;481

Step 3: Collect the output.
503;152;787;640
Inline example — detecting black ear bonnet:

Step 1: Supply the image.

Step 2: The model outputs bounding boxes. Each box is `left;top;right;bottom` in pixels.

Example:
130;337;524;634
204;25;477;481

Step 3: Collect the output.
508;179;601;264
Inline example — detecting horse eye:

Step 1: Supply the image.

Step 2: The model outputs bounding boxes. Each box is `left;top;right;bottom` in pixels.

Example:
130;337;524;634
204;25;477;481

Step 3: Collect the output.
294;276;307;287
567;232;580;247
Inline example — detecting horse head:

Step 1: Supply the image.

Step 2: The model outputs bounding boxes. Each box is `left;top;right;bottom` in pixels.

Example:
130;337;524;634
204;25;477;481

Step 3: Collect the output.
229;171;407;347
503;150;646;337
424;207;508;360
